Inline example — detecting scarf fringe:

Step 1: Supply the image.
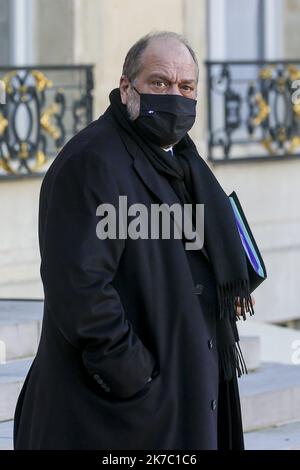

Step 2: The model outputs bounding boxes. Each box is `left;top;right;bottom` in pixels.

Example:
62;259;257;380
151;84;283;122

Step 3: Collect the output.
218;341;248;382
216;279;255;321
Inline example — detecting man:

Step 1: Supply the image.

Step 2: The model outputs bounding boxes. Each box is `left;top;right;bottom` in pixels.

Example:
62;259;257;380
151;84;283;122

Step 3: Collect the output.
14;31;255;450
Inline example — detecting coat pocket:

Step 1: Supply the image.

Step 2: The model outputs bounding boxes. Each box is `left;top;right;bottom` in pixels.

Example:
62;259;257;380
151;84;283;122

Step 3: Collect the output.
88;368;161;409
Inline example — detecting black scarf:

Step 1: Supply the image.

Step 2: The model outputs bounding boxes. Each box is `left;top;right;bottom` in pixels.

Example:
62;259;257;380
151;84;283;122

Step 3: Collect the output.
108;88;255;382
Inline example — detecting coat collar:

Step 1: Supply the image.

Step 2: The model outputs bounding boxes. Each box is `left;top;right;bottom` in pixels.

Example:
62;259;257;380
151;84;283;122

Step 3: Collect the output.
119;129;210;261
101;107;181;207
115;121;182;209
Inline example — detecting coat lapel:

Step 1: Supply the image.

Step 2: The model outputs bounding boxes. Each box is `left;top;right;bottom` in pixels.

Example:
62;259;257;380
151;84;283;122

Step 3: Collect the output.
118;127;210;262
121;130;182;208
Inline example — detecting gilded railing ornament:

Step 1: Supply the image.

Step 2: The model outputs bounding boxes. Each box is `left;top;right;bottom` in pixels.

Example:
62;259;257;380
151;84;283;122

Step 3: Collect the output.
251;93;271;127
206;61;300;161
0;65;93;176
0;113;8;136
40;103;61;140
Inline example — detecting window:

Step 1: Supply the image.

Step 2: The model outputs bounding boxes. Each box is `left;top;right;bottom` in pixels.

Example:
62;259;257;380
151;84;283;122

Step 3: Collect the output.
208;0;283;61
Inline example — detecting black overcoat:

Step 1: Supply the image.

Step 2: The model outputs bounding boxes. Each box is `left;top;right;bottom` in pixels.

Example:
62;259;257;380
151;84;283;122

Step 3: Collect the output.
13;106;244;450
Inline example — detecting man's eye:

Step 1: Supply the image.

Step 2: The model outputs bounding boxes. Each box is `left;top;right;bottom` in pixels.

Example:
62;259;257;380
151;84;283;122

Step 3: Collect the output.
154;81;166;88
181;85;193;92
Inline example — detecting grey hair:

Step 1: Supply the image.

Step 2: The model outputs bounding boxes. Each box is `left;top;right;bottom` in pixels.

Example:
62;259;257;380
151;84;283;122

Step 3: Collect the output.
122;31;199;83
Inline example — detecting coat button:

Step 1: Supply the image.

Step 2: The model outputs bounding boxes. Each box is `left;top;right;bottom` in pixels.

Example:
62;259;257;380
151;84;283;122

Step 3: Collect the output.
211;399;217;411
208;339;214;350
194;283;204;295
93;374;104;385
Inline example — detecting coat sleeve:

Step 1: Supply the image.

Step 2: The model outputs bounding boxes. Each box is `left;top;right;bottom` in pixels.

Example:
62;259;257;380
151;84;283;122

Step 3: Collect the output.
39;149;156;398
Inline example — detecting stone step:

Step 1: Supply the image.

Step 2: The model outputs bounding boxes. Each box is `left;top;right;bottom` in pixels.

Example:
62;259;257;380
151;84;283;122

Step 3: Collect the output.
1;357;300;431
238;318;300;365
0;300;43;361
0;358;33;422
239;335;261;371
239;362;300;432
1;357;300;449
0;279;44;300
0;420;13;450
244;420;300;450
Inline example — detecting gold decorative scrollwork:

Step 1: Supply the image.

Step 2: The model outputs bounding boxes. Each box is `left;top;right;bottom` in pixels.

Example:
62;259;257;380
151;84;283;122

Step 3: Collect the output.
259;67;274;80
287;65;300;81
0;113;8;136
288;64;300;153
0;69;62;174
288;136;300;153
31;70;53;92
261;137;275;156
0;65;92;175
251;93;271;127
2;71;18;94
40;103;61;140
293;102;300;118
31;150;47;171
253;64;300;155
18;142;29;159
0;157;13;173
278;127;287;143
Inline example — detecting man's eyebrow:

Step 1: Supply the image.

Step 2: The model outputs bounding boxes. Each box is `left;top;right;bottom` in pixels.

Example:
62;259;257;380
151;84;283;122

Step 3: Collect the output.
147;73;196;83
180;79;196;84
148;73;171;81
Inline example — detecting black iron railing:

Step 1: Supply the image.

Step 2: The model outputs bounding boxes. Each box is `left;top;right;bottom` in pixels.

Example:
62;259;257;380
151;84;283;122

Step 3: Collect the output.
0;64;94;177
205;60;300;162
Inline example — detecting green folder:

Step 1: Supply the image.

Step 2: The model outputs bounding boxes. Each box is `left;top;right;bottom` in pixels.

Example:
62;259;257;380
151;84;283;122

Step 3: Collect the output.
229;191;267;292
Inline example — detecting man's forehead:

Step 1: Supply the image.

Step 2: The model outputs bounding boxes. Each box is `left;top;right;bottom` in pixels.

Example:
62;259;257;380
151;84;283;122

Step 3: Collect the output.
141;39;196;74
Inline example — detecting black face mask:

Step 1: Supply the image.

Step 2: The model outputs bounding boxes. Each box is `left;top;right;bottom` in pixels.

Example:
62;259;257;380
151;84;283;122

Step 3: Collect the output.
131;85;197;147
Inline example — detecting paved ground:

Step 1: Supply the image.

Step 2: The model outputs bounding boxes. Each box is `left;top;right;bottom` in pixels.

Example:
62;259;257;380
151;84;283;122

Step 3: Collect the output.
2;419;300;450
244;421;300;450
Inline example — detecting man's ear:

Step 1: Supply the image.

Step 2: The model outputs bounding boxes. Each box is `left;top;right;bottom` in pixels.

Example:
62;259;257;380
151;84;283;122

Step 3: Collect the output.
119;75;131;105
